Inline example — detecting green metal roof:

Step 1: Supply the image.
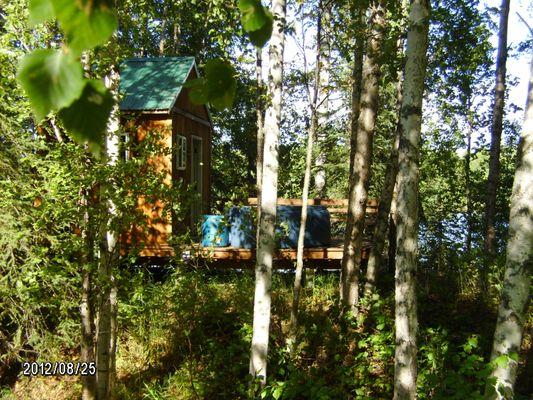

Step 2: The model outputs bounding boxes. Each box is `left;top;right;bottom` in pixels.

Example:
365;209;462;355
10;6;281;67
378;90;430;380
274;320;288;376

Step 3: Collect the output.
119;57;196;111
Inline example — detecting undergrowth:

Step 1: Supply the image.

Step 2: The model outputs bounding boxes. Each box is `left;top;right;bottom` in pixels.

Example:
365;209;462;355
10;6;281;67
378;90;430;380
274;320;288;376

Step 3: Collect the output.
4;267;531;399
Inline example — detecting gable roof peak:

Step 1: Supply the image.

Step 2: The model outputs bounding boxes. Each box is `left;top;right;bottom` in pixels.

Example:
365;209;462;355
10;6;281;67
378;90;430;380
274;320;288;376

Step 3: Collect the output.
120;56;196;112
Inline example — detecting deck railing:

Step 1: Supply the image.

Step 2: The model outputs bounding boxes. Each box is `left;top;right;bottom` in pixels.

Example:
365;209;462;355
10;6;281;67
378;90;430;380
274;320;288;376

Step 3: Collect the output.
245;198;378;223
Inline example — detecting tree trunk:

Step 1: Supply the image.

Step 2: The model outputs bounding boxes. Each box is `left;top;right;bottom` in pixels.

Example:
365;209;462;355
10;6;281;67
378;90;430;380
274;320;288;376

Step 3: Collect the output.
80;54;96;400
173;23;180;55
392;0;430;398
96;69;120;400
108;278;118;398
159;3;168;55
484;52;532;400
290;115;318;339
290;0;323;338
313;0;331;197
465;104;474;254
81;186;96;400
387;185;398;272
340;0;385;314
484;0;510;256
365;55;404;295
348;7;365;179
256;47;264;245
249;0;286;385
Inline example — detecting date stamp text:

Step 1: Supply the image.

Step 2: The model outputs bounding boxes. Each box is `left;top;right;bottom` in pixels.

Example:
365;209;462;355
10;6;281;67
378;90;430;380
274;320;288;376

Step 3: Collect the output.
22;362;96;376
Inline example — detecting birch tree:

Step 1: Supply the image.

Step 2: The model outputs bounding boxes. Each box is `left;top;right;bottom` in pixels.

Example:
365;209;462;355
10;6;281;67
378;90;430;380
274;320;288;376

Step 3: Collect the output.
484;52;532;400
80;53;96;400
393;0;430;397
341;0;385;313
96;68;120;400
364;1;408;294
81;189;96;400
256;47;265;244
365;116;400;295
249;0;286;385
484;0;510;256
313;0;331;197
348;5;365;180
290;0;324;338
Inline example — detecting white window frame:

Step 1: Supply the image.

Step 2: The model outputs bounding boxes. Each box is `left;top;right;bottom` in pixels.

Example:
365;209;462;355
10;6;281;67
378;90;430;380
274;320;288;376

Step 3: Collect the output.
176;135;187;170
123;130;131;161
190;135;203;195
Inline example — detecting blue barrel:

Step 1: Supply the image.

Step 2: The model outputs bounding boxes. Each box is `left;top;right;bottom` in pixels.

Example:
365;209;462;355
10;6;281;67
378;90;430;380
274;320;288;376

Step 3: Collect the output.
201;215;229;247
305;206;331;247
276;206;300;248
228;206;256;249
276;206;331;248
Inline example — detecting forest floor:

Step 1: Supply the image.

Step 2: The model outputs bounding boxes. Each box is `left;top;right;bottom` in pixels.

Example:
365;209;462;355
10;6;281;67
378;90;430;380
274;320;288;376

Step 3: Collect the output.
3;267;532;400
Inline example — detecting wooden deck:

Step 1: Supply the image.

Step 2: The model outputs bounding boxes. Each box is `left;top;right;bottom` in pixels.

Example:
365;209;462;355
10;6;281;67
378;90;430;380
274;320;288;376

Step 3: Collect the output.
134;198;377;265
136;241;371;269
193;240;371;262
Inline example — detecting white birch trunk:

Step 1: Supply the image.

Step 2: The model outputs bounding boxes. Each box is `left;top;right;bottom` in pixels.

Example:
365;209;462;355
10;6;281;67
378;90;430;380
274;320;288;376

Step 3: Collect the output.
80;52;96;400
341;0;385;314
96;70;120;400
484;53;533;400
256;47;265;245
393;0;429;398
347;7;365;181
340;5;364;300
365;122;399;294
81;192;96;400
484;0;510;255
365;48;404;295
249;0;286;385
313;0;330;197
290;1;324;336
159;2;168;55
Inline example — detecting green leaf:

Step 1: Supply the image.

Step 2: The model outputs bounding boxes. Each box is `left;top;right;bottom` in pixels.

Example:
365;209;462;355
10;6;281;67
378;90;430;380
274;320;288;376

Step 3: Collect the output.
493;354;510;368
238;0;273;47
186;78;209;105
238;0;268;31
17;49;85;121
52;0;117;55
204;59;237;109
272;386;283;400
186;60;236;110
248;11;273;48
29;0;55;25
58;79;114;155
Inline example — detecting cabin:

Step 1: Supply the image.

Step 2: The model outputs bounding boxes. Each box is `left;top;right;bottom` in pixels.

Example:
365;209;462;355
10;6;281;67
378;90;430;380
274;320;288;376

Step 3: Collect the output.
119;57;213;257
118;57;378;267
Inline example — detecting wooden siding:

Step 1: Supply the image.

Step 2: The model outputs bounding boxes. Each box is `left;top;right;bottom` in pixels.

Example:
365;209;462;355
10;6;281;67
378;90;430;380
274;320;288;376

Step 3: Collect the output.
171;102;212;219
124;116;173;257
173;68;210;121
123;77;212;257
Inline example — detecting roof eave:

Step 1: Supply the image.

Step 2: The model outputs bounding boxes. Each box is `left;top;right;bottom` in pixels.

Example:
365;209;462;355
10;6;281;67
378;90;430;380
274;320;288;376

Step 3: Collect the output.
168;60;196;111
120;108;171;115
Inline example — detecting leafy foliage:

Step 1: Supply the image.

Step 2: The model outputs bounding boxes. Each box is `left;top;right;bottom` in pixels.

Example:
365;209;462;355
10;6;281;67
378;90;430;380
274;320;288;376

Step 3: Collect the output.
238;0;273;47
186;59;238;110
17;50;85;121
2;0;531;398
57;79;114;154
20;0;117;152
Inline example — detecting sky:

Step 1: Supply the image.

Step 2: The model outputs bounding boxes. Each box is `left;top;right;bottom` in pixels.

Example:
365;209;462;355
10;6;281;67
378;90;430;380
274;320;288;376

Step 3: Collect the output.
274;0;533;129
498;0;532;112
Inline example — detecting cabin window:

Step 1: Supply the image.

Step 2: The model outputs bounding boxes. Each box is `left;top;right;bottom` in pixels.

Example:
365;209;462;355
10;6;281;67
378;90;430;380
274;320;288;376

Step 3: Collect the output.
176;135;187;170
122;131;131;161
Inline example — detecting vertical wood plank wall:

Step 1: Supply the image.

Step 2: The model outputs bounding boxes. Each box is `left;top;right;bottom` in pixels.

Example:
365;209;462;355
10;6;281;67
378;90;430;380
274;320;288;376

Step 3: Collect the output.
125;82;212;257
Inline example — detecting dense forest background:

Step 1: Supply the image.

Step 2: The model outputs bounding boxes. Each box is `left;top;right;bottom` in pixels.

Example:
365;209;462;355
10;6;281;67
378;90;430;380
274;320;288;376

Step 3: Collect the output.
0;0;531;399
